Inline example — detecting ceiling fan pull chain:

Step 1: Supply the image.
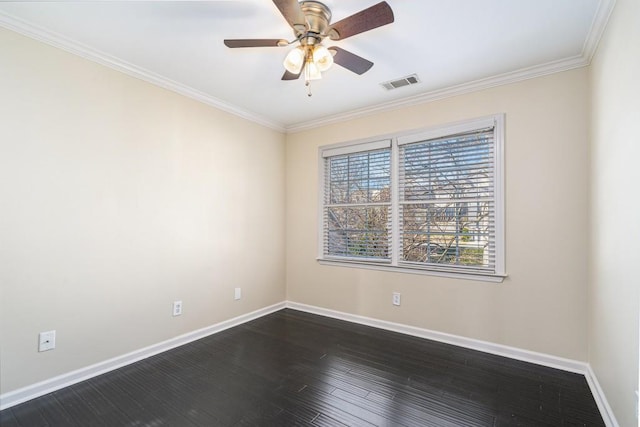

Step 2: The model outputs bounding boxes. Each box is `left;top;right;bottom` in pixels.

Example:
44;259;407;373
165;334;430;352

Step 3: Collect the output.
306;80;312;97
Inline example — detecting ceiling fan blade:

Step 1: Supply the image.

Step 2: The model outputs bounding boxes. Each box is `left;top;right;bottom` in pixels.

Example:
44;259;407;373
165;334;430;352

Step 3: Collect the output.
330;47;374;75
224;39;286;48
328;1;394;41
272;0;307;30
282;68;302;81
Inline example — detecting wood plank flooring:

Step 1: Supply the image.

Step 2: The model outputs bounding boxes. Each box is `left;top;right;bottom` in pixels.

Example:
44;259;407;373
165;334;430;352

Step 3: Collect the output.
0;309;604;426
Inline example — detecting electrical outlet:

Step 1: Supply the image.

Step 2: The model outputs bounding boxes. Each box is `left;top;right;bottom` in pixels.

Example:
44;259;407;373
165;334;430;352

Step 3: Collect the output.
38;330;56;352
392;292;401;306
234;287;242;300
172;300;183;316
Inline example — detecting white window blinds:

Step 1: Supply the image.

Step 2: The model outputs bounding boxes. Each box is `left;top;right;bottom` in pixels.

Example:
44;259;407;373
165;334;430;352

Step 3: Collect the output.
322;142;392;261
399;127;496;273
319;115;504;280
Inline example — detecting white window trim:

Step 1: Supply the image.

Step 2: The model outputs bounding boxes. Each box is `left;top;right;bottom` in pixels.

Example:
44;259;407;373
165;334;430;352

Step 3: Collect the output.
317;114;506;283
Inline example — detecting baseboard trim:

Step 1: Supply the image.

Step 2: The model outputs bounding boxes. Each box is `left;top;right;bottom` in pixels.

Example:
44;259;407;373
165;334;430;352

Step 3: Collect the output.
585;365;620;427
285;301;619;427
1;300;619;427
286;301;586;372
0;301;286;410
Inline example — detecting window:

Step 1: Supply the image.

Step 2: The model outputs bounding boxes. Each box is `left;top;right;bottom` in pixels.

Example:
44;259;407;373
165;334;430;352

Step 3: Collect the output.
322;141;392;261
319;115;505;282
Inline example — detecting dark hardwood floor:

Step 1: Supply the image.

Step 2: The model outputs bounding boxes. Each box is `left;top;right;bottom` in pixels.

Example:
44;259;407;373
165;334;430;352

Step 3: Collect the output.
1;309;604;426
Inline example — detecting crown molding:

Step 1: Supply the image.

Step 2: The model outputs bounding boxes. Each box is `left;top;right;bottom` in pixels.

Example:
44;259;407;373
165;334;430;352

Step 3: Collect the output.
0;0;616;135
0;11;286;133
285;0;617;133
582;0;617;63
285;55;590;133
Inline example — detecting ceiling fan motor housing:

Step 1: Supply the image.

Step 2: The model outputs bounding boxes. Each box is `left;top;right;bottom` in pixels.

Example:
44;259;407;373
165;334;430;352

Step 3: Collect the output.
297;1;337;45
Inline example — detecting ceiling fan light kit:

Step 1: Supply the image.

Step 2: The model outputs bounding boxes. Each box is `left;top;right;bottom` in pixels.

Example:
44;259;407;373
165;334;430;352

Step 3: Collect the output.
283;46;305;74
224;0;394;97
283;44;332;74
312;45;333;72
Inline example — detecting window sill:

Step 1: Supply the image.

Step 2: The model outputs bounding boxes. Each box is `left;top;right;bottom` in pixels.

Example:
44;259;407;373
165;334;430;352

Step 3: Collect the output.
317;259;506;283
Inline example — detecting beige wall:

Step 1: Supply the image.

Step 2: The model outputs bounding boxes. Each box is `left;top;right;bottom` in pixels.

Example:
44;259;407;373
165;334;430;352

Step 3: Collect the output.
0;28;286;393
286;69;590;361
1;4;636;422
589;0;640;425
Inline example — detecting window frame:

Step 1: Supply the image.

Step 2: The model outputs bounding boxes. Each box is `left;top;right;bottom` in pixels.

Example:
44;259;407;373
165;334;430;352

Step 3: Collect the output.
321;142;393;263
317;114;506;283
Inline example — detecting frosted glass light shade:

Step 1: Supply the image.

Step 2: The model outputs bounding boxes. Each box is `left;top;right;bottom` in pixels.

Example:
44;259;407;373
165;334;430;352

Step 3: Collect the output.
313;45;333;72
305;60;322;81
283;47;305;74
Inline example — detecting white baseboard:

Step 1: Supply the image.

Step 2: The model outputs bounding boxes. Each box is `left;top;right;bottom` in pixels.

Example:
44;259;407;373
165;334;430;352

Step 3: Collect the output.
0;302;286;411
285;301;619;427
585;365;620;427
1;299;619;427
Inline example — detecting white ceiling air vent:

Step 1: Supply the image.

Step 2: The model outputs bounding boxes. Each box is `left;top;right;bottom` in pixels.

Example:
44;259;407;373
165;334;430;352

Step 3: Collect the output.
381;74;421;90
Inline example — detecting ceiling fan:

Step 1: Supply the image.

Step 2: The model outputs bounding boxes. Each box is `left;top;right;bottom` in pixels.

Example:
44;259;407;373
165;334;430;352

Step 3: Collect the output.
224;0;394;96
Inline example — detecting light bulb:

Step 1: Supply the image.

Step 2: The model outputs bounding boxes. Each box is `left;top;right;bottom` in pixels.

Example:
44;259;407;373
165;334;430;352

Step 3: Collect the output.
305;60;322;81
283;47;305;74
313;45;333;72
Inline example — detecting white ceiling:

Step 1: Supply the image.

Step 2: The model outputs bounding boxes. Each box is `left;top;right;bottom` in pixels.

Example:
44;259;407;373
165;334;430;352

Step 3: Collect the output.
0;0;612;132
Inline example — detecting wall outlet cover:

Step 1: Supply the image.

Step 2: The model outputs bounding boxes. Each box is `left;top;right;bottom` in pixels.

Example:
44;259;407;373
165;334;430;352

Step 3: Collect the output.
392;292;401;306
38;330;56;352
172;301;183;316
